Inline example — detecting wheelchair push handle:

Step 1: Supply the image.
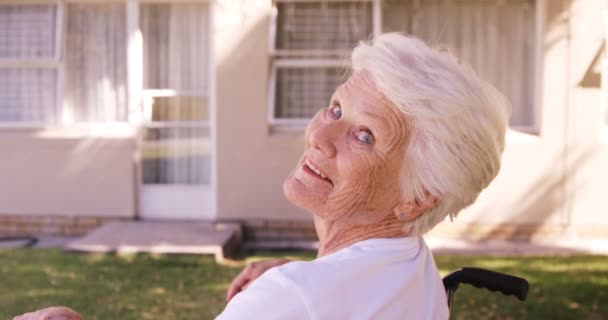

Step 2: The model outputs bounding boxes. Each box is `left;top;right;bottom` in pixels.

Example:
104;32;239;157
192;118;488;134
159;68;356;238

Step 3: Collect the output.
442;267;529;301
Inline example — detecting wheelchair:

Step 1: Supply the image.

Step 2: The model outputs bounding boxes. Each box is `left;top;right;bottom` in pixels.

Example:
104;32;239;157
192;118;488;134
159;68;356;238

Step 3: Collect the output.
443;267;529;312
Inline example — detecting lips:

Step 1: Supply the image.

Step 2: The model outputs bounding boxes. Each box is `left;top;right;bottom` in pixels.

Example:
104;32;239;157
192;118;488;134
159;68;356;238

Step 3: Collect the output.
303;158;333;186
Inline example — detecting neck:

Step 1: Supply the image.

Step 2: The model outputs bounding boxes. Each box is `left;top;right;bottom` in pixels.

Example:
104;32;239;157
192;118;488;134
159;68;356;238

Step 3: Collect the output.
314;212;406;257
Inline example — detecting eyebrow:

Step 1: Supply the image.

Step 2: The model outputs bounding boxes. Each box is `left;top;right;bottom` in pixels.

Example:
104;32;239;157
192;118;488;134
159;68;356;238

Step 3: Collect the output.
334;83;389;130
363;111;389;129
334;84;345;99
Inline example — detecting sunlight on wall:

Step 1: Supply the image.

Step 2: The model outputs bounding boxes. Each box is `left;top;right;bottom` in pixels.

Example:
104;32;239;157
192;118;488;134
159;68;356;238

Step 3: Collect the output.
34;123;135;139
62;102;75;125
214;0;269;68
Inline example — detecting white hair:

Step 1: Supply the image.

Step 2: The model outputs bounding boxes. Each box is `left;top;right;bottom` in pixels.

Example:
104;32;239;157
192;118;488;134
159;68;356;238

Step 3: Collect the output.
350;33;511;235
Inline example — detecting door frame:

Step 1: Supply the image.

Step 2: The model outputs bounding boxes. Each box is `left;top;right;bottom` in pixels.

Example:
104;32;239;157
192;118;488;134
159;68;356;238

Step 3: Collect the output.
127;0;217;220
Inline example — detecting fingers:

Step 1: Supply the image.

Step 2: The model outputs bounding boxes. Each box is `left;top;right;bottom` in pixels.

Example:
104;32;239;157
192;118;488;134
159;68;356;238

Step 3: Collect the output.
13;310;46;320
226;262;259;302
44;307;82;320
226;271;249;301
13;307;81;320
225;259;293;303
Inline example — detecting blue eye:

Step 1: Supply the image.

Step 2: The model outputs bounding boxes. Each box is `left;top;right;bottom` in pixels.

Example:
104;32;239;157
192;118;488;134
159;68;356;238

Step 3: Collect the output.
330;105;342;119
355;130;374;145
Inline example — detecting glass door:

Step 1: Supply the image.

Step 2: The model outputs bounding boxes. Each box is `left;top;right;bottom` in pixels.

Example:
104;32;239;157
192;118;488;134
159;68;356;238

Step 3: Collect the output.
138;2;213;220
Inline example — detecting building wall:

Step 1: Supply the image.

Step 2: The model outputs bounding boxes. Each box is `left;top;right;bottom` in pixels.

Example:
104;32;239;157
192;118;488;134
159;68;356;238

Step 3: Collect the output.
564;0;608;237
214;0;310;223
0;127;136;219
440;0;608;239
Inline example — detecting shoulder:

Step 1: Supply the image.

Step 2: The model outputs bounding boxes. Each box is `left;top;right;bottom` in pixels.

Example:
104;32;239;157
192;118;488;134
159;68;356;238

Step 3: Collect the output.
215;265;312;320
276;238;449;319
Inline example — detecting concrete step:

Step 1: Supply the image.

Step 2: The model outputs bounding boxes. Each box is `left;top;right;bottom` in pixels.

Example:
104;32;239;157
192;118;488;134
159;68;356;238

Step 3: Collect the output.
64;221;242;261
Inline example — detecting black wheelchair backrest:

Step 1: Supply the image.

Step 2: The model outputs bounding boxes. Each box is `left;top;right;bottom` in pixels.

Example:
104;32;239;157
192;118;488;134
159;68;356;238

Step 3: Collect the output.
442;267;529;310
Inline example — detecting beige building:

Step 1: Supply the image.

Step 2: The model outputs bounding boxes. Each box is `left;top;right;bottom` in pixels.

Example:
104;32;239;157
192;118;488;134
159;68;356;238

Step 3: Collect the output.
0;0;606;242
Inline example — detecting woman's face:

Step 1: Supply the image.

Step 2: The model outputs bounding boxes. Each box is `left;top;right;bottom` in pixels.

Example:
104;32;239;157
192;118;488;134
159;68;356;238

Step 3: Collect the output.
283;71;410;222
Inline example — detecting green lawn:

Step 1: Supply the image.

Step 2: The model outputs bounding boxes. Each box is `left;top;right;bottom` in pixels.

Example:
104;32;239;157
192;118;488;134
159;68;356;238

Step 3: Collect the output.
1;249;607;320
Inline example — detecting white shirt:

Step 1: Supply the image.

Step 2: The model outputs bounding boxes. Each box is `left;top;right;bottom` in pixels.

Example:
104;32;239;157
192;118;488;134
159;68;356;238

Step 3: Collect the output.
216;237;449;320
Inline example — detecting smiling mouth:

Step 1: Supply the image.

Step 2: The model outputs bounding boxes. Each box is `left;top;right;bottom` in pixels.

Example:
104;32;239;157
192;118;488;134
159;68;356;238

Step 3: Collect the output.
303;159;333;186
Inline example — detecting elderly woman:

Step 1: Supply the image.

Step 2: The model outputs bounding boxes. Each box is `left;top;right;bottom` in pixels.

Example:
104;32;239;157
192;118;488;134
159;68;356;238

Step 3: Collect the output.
216;32;509;320
14;33;509;320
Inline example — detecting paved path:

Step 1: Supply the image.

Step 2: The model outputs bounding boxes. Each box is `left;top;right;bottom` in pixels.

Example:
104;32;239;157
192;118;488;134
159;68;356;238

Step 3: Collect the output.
2;235;607;256
0;236;76;249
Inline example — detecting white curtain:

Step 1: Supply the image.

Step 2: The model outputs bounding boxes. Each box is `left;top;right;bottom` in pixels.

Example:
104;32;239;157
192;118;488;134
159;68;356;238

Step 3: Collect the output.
63;3;127;123
0;4;58;123
140;3;210;186
394;0;535;127
141;3;208;92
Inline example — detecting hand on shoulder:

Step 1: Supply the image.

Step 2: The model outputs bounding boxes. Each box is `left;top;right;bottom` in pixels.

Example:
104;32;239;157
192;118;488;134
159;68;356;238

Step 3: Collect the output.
226;258;292;302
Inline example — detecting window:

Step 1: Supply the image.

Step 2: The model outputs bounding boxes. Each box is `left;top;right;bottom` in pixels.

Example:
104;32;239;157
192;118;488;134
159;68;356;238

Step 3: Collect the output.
0;3;61;124
384;0;538;129
0;2;128;125
269;0;380;126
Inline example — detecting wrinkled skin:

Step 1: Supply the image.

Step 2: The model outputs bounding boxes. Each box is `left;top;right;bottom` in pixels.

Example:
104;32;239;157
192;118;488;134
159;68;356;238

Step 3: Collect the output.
283;70;431;256
285;72;407;219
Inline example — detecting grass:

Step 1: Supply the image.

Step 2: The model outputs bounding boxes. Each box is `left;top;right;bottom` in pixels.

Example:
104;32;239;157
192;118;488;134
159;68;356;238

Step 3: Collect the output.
1;249;607;320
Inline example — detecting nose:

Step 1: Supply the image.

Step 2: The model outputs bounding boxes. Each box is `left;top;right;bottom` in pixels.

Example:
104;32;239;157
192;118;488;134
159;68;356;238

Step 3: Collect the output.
307;120;338;159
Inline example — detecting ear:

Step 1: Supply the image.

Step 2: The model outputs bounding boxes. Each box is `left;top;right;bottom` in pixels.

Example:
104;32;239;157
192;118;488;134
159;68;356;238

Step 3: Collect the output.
393;192;439;222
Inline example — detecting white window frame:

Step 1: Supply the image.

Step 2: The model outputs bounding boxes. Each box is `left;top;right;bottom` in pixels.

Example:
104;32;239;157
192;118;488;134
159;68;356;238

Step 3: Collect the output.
268;0;381;129
0;0;64;127
526;0;544;134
